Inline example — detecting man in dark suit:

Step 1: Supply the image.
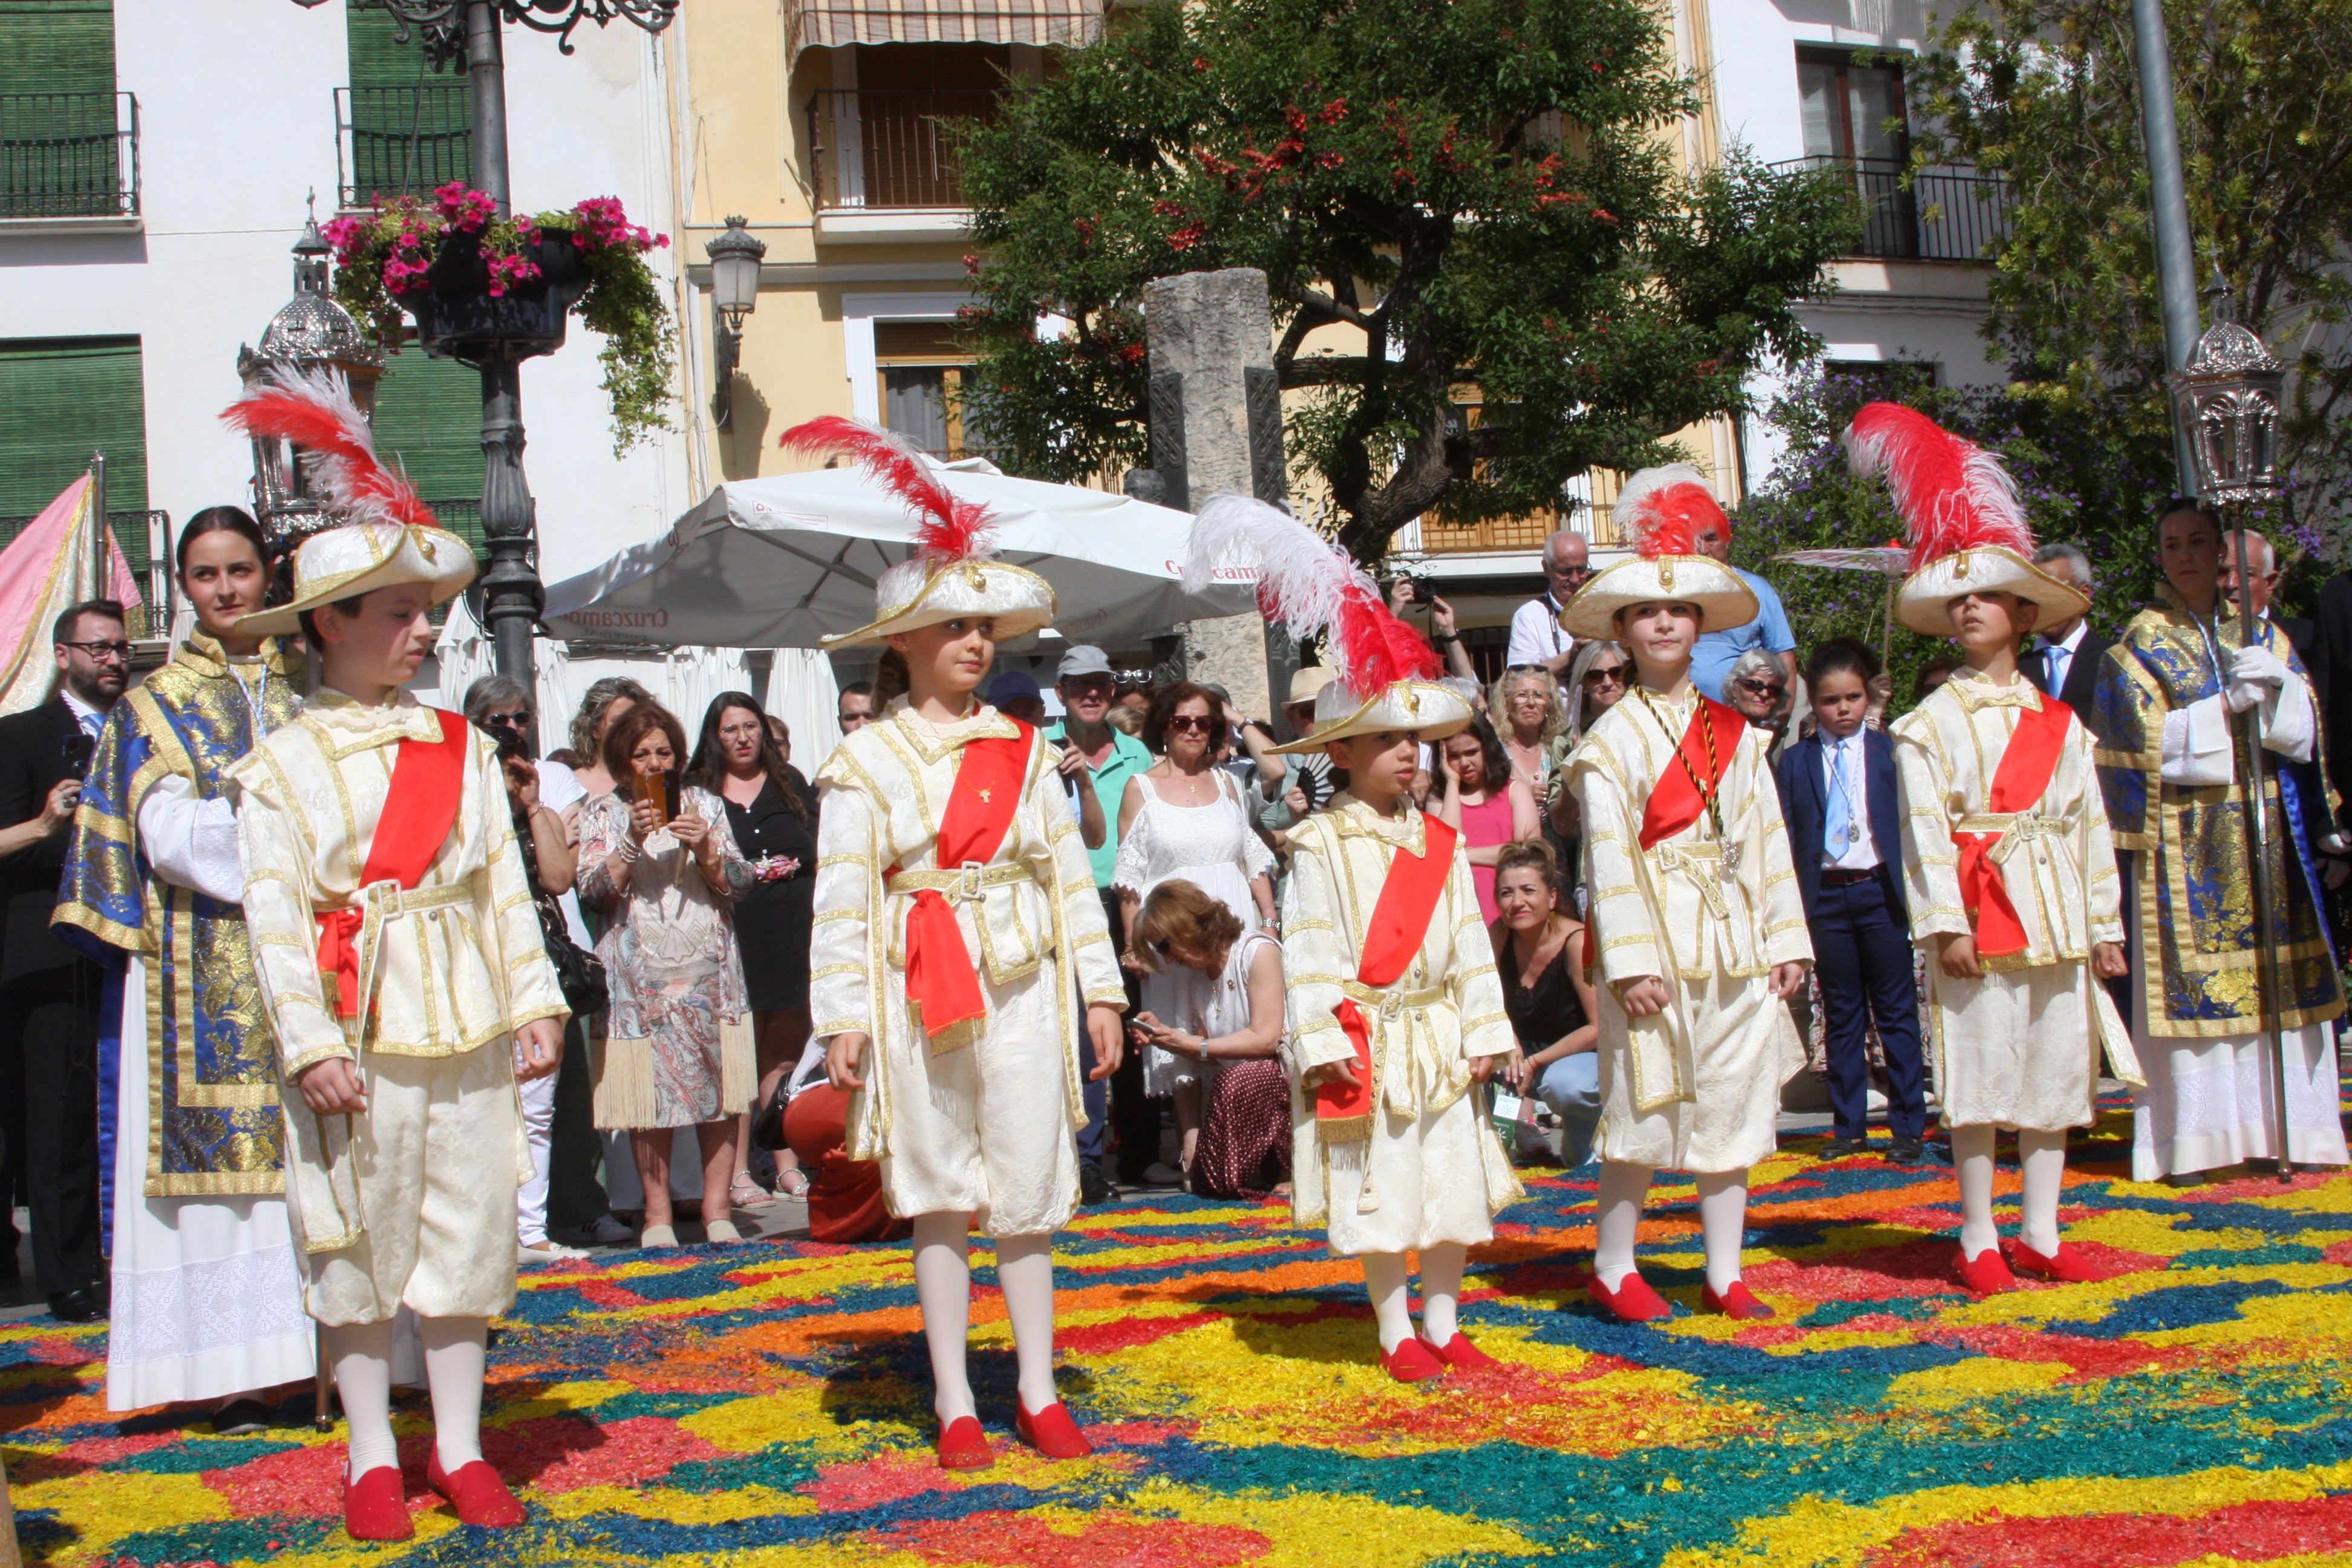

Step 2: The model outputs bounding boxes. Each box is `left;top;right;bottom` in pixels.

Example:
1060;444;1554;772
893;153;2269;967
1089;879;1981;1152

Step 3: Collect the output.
0;598;131;1321
1775;639;1926;1162
2024;543;2112;712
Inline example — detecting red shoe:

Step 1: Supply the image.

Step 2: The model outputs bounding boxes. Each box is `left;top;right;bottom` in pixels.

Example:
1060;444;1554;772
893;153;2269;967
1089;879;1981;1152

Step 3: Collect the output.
343;1465;414;1542
426;1451;527;1528
1589;1271;1672;1324
936;1414;995;1470
1014;1398;1094;1459
1700;1280;1775;1321
1379;1335;1448;1382
1419;1330;1501;1371
1955;1246;2014;1295
2007;1238;2100;1282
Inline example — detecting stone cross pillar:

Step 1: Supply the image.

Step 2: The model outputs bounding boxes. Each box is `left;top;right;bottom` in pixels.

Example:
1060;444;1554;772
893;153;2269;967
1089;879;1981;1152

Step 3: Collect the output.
1140;267;1293;720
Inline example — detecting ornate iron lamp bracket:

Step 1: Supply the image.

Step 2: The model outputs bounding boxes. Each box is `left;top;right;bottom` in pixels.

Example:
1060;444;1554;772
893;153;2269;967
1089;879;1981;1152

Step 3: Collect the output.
348;1;679;61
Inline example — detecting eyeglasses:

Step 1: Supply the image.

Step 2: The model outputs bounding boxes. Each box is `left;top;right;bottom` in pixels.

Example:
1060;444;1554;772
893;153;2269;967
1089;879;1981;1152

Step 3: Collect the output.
1062;677;1116;697
61;639;132;664
1164;714;1215;734
1582;667;1627;686
1734;678;1785;696
481;709;530;729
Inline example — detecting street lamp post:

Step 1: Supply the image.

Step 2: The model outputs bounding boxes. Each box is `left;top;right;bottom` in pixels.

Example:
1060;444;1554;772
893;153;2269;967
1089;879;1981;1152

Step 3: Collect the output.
2167;282;2296;1183
292;0;679;697
705;215;766;431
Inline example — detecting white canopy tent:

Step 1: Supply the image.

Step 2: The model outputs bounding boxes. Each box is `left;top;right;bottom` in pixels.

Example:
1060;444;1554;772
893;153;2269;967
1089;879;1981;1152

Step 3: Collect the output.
539;456;1261;653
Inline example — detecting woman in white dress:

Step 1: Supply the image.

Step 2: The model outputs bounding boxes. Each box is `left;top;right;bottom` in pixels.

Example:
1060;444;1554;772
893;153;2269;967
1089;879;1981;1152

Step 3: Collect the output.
1115;681;1278;1185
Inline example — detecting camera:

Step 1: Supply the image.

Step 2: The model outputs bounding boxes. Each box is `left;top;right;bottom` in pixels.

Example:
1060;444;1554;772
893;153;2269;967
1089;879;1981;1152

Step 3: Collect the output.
62;732;94;782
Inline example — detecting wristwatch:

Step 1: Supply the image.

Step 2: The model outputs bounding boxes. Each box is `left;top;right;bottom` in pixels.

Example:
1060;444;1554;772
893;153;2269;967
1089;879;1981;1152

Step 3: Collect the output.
1434;631;1460;645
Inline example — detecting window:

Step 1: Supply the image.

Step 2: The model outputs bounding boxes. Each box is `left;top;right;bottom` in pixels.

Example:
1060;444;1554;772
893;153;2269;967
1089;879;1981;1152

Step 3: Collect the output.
0;336;155;616
874;321;982;459
340;3;471;207
0;1;128;219
1797;49;1907;165
370;347;485;556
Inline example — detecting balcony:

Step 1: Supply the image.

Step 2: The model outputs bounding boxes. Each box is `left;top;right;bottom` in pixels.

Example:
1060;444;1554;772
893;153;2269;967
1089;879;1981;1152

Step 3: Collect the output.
808;88;995;242
1770;155;2014;263
0;92;139;223
336;85;472;209
0;508;171;636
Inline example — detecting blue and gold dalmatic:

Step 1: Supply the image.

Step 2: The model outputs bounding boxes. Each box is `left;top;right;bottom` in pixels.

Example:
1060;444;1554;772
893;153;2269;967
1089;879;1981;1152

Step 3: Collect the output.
53;632;303;1196
2089;585;2343;1038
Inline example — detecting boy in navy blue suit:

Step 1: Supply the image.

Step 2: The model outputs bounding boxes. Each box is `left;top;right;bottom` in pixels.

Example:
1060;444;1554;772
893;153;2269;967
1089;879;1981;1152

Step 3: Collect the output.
1774;639;1927;1161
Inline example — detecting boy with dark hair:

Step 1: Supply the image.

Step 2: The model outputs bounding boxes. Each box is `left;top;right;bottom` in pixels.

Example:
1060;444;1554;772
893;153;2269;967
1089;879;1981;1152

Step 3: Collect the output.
1775;638;1925;1161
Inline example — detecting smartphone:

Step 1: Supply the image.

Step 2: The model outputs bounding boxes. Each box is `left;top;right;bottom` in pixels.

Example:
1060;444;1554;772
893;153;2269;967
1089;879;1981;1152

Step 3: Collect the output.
631;769;680;828
61;731;94;782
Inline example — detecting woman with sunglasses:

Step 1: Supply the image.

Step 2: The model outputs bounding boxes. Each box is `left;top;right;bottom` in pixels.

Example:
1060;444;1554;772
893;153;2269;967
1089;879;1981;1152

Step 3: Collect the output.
1548;639;1629;907
1114;681;1277;1187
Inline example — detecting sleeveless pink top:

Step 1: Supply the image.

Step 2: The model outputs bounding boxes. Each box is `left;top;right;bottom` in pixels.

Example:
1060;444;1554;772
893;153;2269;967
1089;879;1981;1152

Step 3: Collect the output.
1459;789;1517;924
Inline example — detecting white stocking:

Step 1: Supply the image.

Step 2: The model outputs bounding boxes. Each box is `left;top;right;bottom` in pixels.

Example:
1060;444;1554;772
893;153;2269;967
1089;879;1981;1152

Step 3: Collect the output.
420;1316;489;1473
1593;1160;1653;1289
995;1233;1060;1413
2017;1128;2069;1256
1695;1168;1750;1295
1417;1242;1466;1345
1360;1251;1416;1353
910;1211;976;1423
1952;1123;2000;1259
329;1320;398;1482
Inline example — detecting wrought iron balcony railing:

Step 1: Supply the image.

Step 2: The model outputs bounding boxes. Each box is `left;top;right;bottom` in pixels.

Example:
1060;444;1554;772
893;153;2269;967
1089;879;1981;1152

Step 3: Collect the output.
808;88;998;210
1769;155;2015;263
0;509;172;636
0;92;140;220
336;85;473;209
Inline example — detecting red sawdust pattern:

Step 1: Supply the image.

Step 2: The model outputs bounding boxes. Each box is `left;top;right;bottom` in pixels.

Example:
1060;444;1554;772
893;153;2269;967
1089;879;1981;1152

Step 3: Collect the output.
1865;1492;2352;1568
802;1449;978;1511
1059;1310;1230;1356
878;1512;1274;1567
1921;1324;2201;1385
484;1413;722;1494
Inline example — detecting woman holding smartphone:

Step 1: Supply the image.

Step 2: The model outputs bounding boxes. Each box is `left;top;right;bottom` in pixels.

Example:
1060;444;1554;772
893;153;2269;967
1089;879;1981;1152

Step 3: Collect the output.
575;701;757;1246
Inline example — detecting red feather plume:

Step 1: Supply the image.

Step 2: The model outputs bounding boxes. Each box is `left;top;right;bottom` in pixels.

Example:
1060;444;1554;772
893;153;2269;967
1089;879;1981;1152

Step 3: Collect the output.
1612;463;1726;560
1841;402;2031;569
780;416;995;564
221;368;437;532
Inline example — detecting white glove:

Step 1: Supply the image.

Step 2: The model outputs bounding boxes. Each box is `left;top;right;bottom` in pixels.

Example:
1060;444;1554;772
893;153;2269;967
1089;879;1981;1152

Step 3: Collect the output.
2231;644;2290;691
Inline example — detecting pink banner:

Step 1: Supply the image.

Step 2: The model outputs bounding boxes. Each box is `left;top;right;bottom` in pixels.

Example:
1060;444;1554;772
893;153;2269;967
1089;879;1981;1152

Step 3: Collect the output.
0;475;145;716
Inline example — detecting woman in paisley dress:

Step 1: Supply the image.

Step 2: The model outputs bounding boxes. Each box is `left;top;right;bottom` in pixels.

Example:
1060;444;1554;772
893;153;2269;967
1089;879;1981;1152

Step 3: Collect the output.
575;701;757;1246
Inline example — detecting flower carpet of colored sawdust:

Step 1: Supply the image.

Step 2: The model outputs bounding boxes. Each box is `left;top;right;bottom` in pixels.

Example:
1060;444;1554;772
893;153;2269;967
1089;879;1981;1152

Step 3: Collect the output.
8;1103;2352;1567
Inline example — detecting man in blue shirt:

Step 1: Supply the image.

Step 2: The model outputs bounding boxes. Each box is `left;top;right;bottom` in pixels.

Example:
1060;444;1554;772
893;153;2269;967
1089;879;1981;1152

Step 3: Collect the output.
1043;645;1155;1198
1686;510;1797;702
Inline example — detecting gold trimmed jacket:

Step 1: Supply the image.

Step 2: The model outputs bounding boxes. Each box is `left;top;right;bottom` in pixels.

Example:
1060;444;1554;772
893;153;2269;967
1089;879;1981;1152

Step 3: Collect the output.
53;633;300;1197
229;690;569;1079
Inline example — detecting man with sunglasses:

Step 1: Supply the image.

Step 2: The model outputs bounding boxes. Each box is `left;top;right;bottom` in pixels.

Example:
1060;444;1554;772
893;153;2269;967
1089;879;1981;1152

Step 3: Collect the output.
1504;529;1596;680
1044;646;1155;1199
0;598;132;1321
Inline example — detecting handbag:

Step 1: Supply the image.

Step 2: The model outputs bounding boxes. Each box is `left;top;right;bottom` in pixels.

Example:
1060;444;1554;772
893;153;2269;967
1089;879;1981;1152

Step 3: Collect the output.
517;808;609;1016
749;1073;792;1153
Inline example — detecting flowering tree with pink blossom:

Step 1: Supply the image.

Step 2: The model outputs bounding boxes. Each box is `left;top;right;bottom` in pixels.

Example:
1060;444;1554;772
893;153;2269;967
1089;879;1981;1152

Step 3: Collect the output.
325;183;676;452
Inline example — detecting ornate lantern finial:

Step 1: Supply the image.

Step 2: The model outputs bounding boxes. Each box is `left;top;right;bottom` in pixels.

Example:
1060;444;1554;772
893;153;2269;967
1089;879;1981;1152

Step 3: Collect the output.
2166;274;2284;507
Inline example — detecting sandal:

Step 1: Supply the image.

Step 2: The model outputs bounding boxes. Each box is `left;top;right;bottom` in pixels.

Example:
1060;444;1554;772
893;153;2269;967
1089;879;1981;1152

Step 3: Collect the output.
773;1166;811;1199
729;1172;776;1209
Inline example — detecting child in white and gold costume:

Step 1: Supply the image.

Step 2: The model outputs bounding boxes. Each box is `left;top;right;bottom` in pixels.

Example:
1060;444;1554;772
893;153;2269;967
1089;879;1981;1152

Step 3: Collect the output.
226;483;564;1534
1560;467;1812;1325
1847;402;2136;1295
1186;496;1521;1383
794;417;1125;1472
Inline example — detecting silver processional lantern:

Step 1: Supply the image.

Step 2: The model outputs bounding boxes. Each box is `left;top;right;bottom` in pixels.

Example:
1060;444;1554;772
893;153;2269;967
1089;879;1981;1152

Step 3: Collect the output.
2167;275;2284;506
236;208;387;567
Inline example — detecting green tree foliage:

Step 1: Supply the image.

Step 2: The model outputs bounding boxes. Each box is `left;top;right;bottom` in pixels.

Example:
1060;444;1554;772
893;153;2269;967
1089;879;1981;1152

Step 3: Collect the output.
1735;368;2174;713
953;0;1860;563
1907;0;2352;562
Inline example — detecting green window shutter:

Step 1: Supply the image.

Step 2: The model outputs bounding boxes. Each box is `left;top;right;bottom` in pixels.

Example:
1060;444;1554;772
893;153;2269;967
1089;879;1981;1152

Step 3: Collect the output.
344;5;469;204
0;337;149;616
0;1;115;96
370;350;483;556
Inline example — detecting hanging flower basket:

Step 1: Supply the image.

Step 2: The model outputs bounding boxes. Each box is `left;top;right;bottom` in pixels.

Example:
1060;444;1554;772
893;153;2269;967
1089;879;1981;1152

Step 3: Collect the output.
324;185;676;454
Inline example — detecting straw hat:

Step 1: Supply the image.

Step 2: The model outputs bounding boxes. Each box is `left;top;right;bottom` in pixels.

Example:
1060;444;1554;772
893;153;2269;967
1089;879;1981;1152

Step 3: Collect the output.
1285;664;1338;707
1556;465;1757;639
1182;496;1471;754
779;417;1057;648
236;522;475;638
1841;403;2089;636
220;368;474;636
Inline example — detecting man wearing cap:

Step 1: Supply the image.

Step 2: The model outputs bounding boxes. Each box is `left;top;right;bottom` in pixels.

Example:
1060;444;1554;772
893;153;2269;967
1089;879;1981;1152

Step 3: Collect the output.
1045;645;1155;1195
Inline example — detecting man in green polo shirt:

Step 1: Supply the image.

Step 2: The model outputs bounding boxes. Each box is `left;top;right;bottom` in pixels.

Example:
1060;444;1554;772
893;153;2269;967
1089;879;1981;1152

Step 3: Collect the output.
1045;645;1154;1198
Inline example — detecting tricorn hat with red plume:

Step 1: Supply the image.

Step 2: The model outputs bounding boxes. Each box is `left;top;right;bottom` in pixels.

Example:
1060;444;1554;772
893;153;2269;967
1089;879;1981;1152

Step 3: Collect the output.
1183;494;1471;752
219;367;474;638
779;416;1057;648
1840;402;2086;635
1555;463;1758;639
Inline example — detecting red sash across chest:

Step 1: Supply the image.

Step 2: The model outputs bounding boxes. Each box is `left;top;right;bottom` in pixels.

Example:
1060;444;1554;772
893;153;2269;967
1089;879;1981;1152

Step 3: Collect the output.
1639;697;1748;851
315;708;471;1019
1955;696;2073;958
899;724;1033;1040
1315;814;1458;1132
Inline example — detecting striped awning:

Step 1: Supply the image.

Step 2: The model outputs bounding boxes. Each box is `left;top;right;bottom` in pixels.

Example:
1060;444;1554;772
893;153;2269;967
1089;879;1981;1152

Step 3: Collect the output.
787;0;1102;57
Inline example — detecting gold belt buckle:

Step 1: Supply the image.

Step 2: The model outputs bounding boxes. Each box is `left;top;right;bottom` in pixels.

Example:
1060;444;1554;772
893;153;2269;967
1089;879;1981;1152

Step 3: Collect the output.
366;880;405;920
1380;988;1406;1021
